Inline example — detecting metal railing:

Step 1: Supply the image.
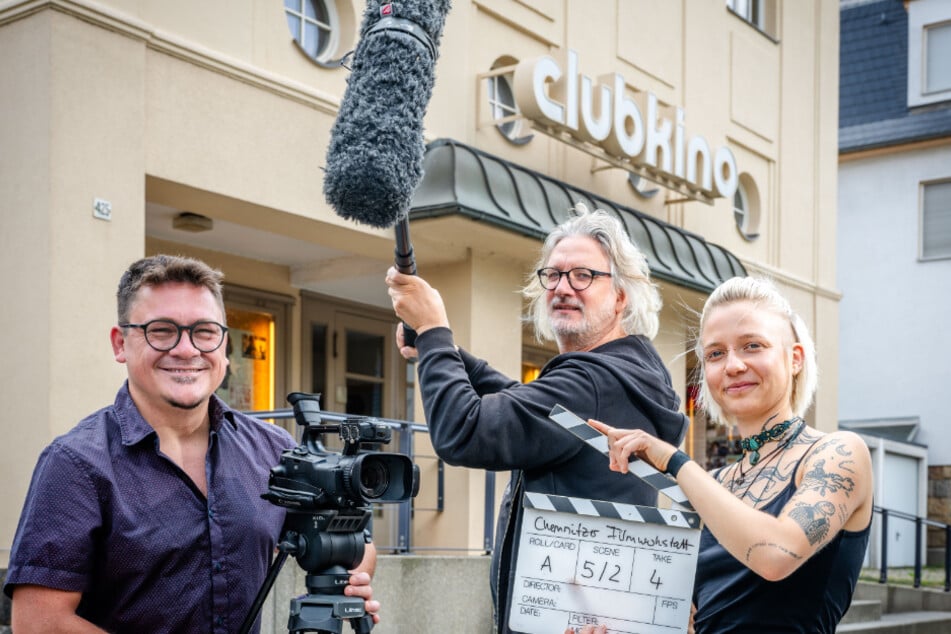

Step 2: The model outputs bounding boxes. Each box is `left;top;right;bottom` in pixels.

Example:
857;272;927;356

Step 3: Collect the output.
249;409;951;582
247;407;498;554
873;505;951;592
245;407;436;553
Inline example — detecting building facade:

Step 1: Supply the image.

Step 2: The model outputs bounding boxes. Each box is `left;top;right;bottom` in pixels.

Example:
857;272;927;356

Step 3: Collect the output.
0;0;840;572
838;0;951;565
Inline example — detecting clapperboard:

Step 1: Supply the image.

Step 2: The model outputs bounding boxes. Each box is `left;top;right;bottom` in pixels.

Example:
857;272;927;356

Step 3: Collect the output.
507;405;702;634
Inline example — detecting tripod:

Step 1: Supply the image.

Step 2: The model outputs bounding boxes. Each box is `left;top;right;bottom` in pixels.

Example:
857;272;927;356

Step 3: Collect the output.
238;510;375;634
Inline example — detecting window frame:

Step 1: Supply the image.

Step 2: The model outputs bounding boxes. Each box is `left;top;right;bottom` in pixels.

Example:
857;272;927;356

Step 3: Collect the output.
924;21;951;96
481;61;534;146
920;178;951;262
284;0;342;68
733;177;761;241
725;0;778;41
907;1;951;107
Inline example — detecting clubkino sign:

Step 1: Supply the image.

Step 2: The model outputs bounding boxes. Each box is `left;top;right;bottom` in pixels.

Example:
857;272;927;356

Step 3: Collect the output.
513;50;738;203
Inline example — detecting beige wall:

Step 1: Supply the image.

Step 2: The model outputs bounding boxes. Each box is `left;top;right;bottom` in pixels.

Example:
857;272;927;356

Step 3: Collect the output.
0;0;840;568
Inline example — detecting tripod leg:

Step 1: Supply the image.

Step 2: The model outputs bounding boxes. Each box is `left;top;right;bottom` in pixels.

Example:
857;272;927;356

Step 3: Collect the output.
349;613;375;634
238;550;290;634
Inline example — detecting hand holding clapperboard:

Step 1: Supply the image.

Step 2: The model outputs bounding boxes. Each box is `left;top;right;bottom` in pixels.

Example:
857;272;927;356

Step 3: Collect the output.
507;405;703;634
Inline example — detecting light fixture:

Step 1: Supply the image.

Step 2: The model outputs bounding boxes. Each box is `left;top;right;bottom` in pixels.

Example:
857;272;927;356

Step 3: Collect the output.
173;212;213;233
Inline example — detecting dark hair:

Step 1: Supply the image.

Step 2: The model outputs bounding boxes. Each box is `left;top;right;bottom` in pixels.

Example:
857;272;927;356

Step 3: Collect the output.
117;255;225;324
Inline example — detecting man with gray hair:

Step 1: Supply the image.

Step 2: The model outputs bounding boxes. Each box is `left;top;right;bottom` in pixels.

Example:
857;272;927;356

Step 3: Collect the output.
385;204;688;633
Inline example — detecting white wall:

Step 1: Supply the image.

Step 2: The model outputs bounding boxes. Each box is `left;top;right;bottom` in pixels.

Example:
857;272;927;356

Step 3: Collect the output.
838;144;951;464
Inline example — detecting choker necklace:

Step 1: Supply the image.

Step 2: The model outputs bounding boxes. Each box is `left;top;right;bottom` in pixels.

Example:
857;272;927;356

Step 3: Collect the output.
730;418;805;493
740;416;802;465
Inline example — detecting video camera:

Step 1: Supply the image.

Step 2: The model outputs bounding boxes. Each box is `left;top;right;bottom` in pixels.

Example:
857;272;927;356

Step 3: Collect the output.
240;392;419;634
266;391;418;507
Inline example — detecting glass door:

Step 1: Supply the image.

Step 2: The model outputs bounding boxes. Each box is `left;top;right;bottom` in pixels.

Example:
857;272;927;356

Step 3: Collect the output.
301;295;408;550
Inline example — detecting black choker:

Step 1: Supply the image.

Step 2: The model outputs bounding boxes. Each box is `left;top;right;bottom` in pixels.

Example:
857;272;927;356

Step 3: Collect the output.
740;417;802;465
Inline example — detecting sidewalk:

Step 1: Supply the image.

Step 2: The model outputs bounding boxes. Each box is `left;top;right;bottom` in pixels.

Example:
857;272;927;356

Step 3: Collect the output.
861;567;950;590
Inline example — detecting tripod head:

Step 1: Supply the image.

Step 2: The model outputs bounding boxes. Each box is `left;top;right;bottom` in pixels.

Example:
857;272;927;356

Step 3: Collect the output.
240;393;420;634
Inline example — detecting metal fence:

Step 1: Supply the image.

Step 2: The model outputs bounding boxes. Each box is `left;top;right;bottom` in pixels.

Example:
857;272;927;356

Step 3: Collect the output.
873;505;951;591
249;408;951;587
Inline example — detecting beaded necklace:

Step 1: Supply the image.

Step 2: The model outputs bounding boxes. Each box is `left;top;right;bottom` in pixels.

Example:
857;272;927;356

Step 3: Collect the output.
729;418;805;494
740;416;802;465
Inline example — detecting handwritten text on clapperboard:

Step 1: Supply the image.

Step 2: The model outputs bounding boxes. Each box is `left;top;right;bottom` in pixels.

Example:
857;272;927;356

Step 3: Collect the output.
509;494;700;634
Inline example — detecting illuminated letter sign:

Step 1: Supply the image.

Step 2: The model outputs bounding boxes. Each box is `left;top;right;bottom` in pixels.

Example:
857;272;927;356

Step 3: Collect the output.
513;50;739;201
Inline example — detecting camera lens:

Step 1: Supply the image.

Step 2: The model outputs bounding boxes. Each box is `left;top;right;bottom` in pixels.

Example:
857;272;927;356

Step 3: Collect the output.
358;457;390;499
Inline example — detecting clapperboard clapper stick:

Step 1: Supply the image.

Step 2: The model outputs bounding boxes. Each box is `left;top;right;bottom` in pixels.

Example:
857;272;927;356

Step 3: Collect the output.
507;404;702;633
548;404;697;515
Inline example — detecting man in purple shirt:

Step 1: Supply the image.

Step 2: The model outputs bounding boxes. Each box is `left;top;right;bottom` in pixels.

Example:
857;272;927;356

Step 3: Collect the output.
4;255;377;633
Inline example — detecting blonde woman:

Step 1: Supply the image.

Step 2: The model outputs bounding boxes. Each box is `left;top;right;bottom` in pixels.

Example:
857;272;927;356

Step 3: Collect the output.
573;277;872;634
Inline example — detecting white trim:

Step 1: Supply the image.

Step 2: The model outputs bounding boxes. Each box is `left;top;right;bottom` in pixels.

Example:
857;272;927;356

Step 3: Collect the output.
856;432;928;569
907;0;951;108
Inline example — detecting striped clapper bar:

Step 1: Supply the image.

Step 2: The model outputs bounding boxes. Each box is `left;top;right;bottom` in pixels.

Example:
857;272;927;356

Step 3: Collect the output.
511;412;703;634
512;490;701;633
548;404;696;514
521;490;699;530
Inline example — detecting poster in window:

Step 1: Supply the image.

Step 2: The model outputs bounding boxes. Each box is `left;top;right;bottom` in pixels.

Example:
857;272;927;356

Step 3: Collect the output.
215;307;273;411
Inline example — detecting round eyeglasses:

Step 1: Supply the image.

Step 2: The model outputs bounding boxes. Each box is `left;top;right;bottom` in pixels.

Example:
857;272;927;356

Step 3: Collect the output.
536;267;612;291
120;319;228;353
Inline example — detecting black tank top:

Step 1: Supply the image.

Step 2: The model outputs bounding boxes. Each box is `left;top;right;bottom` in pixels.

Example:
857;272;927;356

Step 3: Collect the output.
692;447;871;633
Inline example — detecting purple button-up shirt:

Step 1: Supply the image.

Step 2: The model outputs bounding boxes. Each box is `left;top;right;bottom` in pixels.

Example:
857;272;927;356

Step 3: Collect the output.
5;382;296;633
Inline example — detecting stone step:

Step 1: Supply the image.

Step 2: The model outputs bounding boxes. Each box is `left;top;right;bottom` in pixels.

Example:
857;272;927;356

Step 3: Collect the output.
836;611;951;633
841;599;884;624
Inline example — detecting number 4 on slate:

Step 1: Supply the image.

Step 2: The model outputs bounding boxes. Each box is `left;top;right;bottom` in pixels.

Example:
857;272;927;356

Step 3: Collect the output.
650;569;663;589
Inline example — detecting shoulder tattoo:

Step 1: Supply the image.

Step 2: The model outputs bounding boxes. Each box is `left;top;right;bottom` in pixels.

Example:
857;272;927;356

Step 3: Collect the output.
801;457;856;498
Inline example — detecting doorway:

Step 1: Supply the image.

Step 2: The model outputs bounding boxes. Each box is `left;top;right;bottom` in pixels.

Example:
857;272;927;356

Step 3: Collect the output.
301;293;409;550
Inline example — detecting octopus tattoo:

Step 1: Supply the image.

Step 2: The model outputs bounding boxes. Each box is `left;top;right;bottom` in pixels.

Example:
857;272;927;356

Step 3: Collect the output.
801;458;856;497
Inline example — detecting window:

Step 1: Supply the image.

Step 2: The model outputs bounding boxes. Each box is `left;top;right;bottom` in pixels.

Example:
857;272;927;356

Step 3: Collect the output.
726;0;777;38
925;22;951;95
921;180;951;261
733;177;760;241
301;294;410;551
215;286;293;419
485;58;532;145
285;0;338;64
628;173;660;199
727;0;764;29
908;1;951;107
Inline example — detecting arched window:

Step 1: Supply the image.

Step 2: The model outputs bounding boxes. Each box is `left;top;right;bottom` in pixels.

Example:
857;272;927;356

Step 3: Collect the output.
285;0;339;65
486;58;532;145
734;177;761;241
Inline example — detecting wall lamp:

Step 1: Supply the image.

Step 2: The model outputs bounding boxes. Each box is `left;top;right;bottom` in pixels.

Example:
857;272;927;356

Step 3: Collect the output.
173;212;214;233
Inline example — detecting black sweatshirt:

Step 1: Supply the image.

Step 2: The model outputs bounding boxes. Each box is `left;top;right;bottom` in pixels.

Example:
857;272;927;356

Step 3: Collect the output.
413;327;689;633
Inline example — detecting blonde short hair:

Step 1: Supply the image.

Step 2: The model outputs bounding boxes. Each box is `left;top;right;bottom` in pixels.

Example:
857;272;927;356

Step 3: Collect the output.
694;276;818;425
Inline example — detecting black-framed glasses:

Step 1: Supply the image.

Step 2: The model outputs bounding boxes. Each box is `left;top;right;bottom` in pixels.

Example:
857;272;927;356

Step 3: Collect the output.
119;319;228;353
536;267;612;291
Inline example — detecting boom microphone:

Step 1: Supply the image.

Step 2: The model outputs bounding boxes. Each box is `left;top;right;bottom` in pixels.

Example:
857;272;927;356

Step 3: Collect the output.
323;0;452;345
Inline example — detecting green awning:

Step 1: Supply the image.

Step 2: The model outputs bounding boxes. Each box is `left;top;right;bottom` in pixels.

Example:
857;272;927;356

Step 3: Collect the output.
409;139;745;293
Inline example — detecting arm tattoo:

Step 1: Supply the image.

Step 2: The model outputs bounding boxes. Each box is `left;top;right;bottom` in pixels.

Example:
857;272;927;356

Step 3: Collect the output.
801;458;856;497
746;541;803;563
789;501;836;545
837;502;849;526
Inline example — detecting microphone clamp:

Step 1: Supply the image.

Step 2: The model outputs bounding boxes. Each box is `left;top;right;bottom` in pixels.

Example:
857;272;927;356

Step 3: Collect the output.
367;9;438;62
